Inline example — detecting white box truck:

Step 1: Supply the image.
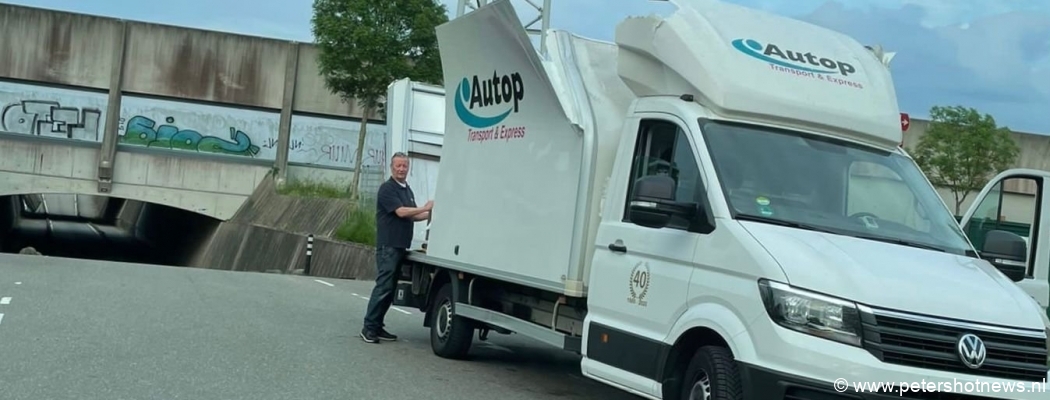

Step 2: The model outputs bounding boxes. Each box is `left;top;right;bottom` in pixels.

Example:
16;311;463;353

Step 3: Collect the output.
392;0;1050;398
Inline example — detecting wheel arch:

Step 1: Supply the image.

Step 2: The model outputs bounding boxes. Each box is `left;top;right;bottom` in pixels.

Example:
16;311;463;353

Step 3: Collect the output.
658;304;755;399
422;266;464;328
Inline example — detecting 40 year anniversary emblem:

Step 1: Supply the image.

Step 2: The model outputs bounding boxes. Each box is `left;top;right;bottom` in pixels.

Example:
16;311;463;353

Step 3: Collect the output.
628;261;651;307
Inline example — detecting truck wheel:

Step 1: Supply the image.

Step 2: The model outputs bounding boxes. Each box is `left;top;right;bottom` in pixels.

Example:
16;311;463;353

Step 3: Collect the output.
679;346;742;400
429;283;474;359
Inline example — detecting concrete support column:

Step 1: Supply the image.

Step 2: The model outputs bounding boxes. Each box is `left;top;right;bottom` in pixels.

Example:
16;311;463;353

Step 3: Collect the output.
274;41;300;186
97;20;129;193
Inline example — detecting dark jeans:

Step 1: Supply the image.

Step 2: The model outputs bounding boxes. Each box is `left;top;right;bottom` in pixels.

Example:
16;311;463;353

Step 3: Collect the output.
363;246;406;332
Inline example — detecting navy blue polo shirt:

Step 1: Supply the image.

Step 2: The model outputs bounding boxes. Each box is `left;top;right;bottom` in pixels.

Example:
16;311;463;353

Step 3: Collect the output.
375;177;417;248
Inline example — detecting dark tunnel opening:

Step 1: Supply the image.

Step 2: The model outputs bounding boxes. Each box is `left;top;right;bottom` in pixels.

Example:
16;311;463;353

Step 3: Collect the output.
0;193;221;266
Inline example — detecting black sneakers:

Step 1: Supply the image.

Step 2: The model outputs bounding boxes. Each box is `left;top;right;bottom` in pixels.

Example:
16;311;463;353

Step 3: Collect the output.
376;329;397;341
360;328;398;343
360;329;379;343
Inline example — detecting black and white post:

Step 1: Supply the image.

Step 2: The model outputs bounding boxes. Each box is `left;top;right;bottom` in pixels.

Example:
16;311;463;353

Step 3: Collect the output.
304;234;314;276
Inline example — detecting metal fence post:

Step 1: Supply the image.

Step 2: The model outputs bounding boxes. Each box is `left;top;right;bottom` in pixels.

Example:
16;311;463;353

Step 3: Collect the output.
305;234;313;276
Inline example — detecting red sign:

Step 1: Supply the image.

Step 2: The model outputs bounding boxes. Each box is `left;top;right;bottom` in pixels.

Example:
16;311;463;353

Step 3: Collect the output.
900;113;910;131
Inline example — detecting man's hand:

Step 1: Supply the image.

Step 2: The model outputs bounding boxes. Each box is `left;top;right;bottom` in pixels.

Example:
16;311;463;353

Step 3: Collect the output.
424;200;434;211
414;211;430;221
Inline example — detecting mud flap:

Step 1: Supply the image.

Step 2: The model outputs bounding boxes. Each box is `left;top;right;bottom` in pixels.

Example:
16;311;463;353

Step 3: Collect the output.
393;281;424;308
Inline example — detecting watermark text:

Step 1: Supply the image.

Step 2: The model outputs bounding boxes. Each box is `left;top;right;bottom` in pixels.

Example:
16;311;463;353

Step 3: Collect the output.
834;377;1047;395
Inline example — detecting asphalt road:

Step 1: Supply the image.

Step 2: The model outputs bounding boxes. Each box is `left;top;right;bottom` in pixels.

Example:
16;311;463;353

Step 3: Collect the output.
0;254;642;400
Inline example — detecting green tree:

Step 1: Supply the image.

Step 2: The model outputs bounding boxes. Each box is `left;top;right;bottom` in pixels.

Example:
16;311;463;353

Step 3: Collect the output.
910;105;1020;215
311;0;448;200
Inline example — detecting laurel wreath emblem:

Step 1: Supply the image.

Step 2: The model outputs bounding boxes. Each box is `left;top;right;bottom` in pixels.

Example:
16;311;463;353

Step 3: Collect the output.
628;261;650;305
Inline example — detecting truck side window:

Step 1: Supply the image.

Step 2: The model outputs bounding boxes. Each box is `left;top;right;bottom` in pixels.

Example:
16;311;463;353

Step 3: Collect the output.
962;177;1041;277
623;119;704;231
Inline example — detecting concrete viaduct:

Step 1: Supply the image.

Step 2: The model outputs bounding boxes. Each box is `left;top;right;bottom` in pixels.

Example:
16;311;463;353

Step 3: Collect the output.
0;3;388;221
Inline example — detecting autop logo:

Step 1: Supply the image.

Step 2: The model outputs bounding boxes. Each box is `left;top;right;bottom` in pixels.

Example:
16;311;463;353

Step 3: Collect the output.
454;70;528;143
454;71;525;128
731;38;857;76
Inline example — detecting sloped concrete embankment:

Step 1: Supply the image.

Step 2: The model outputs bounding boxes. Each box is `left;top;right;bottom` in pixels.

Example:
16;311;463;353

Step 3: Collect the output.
189;176;377;280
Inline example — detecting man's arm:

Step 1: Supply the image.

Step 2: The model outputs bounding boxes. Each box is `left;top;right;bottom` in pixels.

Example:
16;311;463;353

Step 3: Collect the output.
394;206;429;219
412;211;430;221
378;186;432;219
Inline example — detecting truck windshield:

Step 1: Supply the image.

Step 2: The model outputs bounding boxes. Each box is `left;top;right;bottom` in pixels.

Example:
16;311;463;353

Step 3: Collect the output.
699;119;975;256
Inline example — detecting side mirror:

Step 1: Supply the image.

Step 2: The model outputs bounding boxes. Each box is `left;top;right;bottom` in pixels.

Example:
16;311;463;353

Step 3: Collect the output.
980;230;1028;282
628;175;697;229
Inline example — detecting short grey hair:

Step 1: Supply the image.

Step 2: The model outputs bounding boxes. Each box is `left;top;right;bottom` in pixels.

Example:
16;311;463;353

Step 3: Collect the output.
390;151;409;165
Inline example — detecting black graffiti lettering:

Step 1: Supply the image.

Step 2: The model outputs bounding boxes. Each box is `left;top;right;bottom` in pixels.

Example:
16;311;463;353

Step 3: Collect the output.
0;100;101;141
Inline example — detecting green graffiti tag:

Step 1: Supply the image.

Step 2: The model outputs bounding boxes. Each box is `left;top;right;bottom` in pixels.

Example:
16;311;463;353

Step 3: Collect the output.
119;116;261;157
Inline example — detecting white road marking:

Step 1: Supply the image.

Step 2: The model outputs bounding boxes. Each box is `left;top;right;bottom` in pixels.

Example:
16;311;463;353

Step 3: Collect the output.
0;313;4;325
14;282;20;285
313;279;334;287
350;293;411;315
0;297;9;305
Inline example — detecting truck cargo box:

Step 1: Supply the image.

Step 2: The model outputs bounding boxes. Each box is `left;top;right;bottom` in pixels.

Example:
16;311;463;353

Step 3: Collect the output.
416;4;637;297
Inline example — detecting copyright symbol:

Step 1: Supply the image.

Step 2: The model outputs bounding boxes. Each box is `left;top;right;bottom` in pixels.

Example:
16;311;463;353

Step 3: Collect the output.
834;378;849;392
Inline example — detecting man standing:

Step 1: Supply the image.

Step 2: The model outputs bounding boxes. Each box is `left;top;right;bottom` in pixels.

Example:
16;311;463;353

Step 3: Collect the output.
361;152;433;343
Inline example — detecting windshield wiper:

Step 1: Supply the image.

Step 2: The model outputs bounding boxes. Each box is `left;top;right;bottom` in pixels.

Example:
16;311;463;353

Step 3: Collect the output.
850;234;945;253
735;214;839;235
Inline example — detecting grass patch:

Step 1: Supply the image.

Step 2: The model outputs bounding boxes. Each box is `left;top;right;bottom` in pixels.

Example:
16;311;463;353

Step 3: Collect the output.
334;200;376;246
277;179;352;199
277;177;380;246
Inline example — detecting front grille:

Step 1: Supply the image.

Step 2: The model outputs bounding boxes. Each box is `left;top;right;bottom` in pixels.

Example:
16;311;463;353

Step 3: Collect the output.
859;306;1048;383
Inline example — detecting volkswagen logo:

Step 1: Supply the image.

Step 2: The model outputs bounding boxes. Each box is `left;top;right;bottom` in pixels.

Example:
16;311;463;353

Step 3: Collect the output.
957;333;987;369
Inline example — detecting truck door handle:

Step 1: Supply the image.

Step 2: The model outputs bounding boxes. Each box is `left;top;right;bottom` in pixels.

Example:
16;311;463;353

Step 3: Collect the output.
608;242;627;253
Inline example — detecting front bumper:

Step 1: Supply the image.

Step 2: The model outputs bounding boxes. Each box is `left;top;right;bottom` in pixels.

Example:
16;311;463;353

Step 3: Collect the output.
739;362;1046;400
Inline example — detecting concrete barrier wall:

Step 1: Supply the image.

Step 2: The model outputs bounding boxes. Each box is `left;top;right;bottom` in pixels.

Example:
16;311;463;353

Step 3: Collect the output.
190;221;377;280
188;173;378;279
0;6;121;90
230;174;354;237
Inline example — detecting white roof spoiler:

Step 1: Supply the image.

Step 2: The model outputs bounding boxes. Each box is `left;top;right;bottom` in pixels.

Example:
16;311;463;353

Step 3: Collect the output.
864;44;896;67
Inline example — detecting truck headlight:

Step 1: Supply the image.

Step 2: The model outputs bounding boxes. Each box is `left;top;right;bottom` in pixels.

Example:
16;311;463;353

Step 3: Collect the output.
758;279;863;347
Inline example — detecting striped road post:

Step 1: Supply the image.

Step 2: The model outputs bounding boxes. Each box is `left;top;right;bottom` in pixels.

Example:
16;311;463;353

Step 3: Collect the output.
305;234;313;276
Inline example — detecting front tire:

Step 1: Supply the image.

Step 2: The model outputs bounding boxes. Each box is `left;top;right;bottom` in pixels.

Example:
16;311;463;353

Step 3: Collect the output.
679;346;742;400
429;283;474;359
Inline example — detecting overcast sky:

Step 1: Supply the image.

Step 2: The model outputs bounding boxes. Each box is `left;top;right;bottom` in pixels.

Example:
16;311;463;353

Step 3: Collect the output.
7;0;1049;134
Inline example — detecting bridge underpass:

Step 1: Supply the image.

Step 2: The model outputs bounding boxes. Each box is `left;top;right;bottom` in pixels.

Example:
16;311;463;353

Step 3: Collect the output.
0;193;221;266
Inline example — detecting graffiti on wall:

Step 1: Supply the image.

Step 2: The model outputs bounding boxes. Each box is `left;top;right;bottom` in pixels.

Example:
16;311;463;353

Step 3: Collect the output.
120;115;261;157
288;115;388;170
0;81;108;142
0;82;392;169
118;95;280;160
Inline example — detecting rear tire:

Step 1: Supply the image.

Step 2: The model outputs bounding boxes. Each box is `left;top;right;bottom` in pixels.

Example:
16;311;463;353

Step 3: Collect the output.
429;283;474;359
679;346;742;400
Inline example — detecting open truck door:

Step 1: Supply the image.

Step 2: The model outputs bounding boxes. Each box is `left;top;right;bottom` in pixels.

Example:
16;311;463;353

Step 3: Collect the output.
960;168;1050;317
